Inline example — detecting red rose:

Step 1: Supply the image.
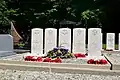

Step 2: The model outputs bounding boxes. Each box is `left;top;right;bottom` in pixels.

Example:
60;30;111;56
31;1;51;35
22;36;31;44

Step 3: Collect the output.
31;56;38;61
100;59;107;64
25;56;34;61
37;57;42;62
43;57;51;62
54;57;62;63
74;53;86;58
87;59;94;64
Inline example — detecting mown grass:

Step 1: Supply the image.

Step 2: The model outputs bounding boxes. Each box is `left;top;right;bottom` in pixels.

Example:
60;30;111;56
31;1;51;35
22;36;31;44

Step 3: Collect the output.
102;44;118;49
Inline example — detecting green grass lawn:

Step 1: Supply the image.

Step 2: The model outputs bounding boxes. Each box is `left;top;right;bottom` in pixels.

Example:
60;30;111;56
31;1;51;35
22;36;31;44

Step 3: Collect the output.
102;44;118;49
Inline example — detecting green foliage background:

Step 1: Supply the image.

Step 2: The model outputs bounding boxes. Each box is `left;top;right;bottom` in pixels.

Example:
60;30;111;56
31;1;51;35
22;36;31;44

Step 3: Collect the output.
0;0;104;28
0;0;120;45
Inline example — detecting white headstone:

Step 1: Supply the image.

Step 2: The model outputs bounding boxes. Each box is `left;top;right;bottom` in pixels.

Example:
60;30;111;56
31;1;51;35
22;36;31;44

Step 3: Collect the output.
88;28;102;57
106;33;115;50
119;33;120;50
44;28;57;55
73;28;86;54
59;28;71;52
101;33;103;50
0;34;15;57
31;28;43;56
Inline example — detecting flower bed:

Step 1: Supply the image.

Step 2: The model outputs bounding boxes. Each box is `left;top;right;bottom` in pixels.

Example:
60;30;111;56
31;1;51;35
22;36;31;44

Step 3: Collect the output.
0;51;111;70
24;56;108;65
23;46;108;65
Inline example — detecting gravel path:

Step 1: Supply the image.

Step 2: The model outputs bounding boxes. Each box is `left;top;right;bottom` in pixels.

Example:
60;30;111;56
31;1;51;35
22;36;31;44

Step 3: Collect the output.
0;53;119;80
0;69;119;80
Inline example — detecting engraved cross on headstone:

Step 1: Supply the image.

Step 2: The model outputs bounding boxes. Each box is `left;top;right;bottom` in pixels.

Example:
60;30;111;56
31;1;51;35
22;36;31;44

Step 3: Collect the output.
34;31;40;35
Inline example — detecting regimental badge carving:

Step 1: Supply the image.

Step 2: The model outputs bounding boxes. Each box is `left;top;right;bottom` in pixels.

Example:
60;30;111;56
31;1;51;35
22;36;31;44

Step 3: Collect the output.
48;30;53;35
92;29;98;35
34;30;40;35
61;29;68;35
77;29;81;36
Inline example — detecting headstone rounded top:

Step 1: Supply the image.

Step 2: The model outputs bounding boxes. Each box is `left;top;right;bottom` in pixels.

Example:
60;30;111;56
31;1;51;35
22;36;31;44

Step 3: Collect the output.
0;34;11;36
73;28;85;30
0;34;13;39
45;28;56;30
88;28;101;30
32;28;43;30
59;28;71;30
107;33;114;35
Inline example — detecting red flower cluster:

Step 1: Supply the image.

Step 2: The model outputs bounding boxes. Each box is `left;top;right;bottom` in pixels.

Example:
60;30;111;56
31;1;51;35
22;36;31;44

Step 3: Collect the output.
74;53;86;58
24;56;42;62
43;57;62;63
87;59;108;64
24;56;62;63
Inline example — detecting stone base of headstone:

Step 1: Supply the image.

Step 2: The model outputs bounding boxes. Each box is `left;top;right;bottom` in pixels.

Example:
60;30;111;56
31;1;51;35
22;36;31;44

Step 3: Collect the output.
23;52;46;58
0;51;16;57
14;49;30;54
86;55;105;60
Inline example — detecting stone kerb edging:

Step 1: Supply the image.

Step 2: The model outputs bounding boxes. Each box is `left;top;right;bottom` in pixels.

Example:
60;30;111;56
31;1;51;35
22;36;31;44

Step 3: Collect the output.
104;53;120;70
0;59;110;71
0;60;119;75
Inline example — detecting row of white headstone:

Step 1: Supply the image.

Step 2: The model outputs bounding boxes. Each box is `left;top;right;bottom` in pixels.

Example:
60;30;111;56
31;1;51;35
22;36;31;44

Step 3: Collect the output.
31;28;118;57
